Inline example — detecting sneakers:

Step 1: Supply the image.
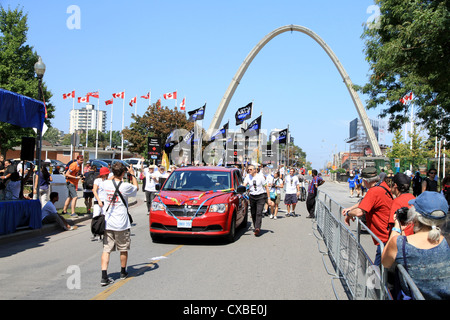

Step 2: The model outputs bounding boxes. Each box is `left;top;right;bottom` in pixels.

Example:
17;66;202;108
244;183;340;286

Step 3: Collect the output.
101;277;114;286
120;271;128;280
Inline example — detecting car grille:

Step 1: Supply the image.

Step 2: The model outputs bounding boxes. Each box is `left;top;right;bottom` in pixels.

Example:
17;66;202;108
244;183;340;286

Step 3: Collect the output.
165;205;208;217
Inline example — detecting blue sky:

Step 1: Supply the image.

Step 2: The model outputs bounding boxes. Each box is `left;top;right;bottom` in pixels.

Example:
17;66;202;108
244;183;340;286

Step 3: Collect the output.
1;0;391;169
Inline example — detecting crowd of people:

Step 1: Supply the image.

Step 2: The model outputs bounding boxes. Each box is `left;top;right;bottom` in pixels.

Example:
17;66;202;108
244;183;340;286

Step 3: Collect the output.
342;167;449;300
2;152;448;297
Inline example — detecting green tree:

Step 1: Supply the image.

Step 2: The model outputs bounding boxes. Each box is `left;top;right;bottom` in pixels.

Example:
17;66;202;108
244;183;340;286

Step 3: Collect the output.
123;104;194;156
0;5;55;155
357;0;450;141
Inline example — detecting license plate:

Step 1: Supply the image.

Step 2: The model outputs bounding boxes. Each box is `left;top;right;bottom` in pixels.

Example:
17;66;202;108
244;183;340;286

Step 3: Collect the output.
177;220;192;228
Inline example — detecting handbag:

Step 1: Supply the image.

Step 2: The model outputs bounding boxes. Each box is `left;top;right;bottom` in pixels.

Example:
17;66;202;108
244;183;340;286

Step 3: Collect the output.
91;214;105;236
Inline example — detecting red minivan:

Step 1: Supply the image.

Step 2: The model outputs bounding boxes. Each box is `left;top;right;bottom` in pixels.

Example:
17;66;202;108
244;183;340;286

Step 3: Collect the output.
149;166;248;243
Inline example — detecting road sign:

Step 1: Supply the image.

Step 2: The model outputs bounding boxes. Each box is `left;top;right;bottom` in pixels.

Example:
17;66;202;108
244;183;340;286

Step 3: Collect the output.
147;137;161;160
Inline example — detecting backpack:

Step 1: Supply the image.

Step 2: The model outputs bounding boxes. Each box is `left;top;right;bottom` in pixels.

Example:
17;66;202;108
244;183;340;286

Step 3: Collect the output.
84;171;98;190
443;184;450;205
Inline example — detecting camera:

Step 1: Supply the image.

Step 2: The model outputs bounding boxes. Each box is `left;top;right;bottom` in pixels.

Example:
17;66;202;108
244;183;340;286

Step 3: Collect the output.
395;206;409;225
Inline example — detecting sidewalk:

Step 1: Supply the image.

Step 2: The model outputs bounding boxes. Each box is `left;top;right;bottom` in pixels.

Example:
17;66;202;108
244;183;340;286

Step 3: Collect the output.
0;190;137;245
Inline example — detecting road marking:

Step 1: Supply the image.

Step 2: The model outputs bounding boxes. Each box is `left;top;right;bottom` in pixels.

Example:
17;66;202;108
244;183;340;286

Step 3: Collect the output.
91;245;183;300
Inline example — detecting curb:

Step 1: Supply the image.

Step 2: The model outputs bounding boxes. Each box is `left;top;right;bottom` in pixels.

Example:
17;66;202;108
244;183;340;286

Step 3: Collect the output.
0;197;137;246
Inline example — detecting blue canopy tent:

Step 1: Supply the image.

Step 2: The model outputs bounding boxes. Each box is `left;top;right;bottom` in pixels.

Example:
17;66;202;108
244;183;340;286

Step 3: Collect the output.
0;88;46;234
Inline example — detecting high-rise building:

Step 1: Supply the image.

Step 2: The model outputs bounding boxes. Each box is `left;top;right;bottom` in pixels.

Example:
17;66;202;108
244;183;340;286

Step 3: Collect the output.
346;117;387;155
69;104;107;134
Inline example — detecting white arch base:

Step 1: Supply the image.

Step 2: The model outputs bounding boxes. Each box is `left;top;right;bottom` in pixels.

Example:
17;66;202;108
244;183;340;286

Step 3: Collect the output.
207;24;382;157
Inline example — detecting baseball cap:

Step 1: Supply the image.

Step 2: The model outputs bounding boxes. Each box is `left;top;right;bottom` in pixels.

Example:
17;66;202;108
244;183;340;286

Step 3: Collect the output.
408;191;448;220
99;167;110;176
392;173;410;186
361;167;378;178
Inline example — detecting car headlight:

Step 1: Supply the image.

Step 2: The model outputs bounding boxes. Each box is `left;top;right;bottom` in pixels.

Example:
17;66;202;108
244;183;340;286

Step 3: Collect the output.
208;203;228;213
151;201;165;211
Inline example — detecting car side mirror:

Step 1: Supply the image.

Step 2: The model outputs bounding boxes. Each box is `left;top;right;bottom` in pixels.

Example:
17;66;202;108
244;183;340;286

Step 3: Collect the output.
155;184;160;191
236;185;247;194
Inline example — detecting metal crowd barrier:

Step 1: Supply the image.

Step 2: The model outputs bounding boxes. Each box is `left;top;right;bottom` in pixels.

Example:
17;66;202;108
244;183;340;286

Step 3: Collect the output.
313;189;425;300
312;190;392;300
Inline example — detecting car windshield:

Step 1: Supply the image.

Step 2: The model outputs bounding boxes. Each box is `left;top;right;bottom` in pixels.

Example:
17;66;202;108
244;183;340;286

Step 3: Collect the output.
162;171;231;191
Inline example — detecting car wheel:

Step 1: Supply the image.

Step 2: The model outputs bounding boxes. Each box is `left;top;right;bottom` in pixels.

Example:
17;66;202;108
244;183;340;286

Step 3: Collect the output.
225;214;236;243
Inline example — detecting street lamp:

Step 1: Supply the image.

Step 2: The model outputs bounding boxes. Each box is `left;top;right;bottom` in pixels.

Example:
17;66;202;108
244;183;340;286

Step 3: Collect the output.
34;56;46;79
34;55;46;197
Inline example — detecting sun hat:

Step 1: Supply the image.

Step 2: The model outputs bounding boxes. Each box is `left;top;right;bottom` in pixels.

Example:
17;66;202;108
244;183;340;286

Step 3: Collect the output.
408;191;448;220
99;167;110;176
361;167;378;178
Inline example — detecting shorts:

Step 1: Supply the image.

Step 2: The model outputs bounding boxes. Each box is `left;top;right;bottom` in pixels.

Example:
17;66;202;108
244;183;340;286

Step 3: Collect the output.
67;183;78;198
284;193;298;205
103;229;131;253
274;194;280;205
83;191;94;199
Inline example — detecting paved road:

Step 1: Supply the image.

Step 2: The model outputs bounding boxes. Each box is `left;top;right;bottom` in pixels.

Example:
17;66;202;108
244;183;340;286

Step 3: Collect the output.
0;178;362;301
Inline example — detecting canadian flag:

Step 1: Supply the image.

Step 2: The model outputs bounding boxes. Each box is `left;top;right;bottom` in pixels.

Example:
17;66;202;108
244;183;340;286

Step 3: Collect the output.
112;91;124;99
179;97;186;111
141;92;151;99
163;91;177;100
87;91;99;98
129;96;137;107
63;91;75;99
400;92;413;105
78;96;89;103
105;99;113;105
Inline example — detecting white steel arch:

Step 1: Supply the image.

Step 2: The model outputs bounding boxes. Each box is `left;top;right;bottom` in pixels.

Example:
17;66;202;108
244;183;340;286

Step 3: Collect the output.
207;24;382;156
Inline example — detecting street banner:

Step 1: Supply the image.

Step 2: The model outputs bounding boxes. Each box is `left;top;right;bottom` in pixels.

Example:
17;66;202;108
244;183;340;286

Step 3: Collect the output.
235;102;252;125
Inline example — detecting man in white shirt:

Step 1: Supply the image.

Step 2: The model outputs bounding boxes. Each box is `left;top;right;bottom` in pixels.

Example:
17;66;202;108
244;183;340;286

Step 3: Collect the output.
41;192;77;231
284;168;300;216
100;162;138;286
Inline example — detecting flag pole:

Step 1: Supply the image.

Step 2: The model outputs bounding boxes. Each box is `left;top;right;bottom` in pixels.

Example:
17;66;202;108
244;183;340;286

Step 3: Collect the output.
95;92;100;159
110;100;114;148
70;95;75;159
121;91;125;160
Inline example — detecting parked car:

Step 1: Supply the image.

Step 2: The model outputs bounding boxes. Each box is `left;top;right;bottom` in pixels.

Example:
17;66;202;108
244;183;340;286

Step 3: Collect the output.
123;157;147;171
149;166;248;243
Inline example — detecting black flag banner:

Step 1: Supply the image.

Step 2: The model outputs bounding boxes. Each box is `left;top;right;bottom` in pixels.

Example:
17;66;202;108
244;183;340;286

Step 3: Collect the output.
235;102;252;125
187;104;206;122
277;128;288;144
243;115;261;134
210;122;229;141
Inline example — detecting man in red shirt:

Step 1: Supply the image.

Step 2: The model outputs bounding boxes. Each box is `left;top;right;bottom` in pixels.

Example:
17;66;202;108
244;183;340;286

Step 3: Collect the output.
342;167;393;266
63;155;83;217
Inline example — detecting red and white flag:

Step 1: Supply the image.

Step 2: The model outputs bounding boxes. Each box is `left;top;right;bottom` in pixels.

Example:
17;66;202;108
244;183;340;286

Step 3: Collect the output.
156;98;161;109
105;99;113;105
400;92;413;105
129;96;137;107
78;96;89;103
112;91;124;99
163;91;177;100
141;92;151;99
87;91;99;98
179;97;186;111
63;91;75;99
